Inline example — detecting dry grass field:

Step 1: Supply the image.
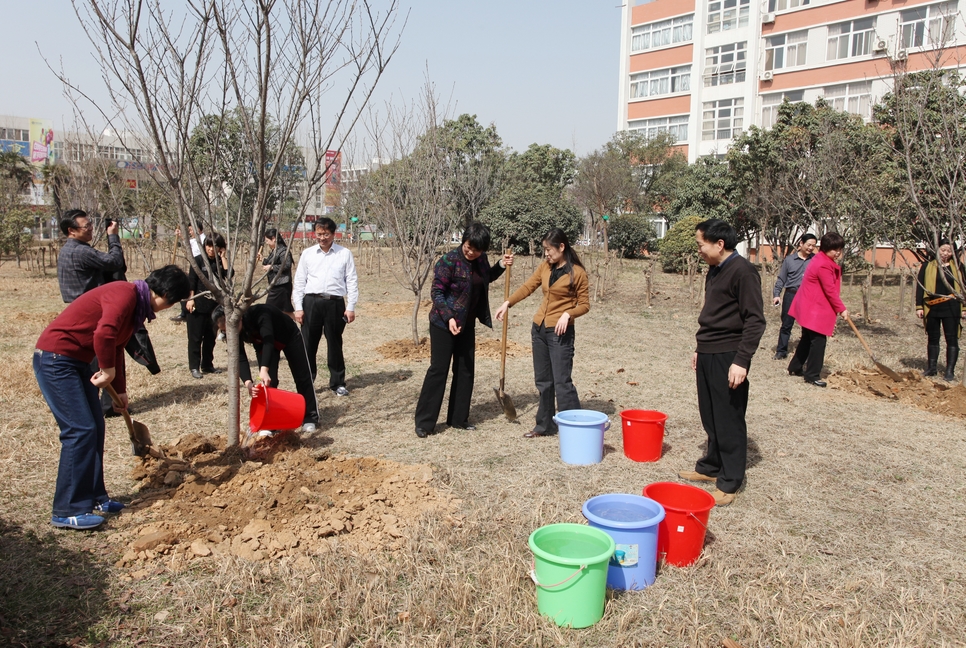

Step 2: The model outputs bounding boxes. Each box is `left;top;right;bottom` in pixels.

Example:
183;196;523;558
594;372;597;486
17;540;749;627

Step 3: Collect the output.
1;247;964;648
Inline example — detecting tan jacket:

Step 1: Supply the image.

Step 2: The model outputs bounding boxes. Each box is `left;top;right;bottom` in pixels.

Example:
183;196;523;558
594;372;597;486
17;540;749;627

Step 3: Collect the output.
508;262;590;327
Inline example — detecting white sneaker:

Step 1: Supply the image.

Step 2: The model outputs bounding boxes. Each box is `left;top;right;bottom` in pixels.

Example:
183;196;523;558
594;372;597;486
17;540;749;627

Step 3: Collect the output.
335;386;349;397
301;422;317;434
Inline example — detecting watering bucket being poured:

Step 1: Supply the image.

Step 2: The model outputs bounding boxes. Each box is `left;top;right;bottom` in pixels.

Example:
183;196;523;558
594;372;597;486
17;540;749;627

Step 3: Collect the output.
249;386;305;433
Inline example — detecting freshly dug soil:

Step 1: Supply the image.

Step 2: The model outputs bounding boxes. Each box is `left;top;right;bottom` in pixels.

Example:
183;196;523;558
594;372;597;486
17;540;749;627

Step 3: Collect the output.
376;337;529;361
110;433;461;572
829;369;966;418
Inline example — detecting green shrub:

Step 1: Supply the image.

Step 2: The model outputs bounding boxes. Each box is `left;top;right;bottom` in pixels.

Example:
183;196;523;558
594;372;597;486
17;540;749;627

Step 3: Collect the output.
608;213;656;259
658;214;704;272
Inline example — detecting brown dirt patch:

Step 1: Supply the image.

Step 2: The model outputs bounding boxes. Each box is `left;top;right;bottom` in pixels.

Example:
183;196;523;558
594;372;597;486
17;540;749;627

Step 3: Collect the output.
366;300;432;318
376;337;530;361
111;433;460;572
829;369;966;418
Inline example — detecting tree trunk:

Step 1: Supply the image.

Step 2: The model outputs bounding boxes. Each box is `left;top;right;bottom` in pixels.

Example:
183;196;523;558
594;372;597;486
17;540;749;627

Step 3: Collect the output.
861;267;872;322
225;308;242;447
645;261;653;308
411;288;423;346
897;269;906;319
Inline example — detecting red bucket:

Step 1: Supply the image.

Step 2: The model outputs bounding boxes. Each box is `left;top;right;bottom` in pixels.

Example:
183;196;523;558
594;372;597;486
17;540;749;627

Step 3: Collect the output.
642;482;715;567
249;386;305;433
620;409;667;462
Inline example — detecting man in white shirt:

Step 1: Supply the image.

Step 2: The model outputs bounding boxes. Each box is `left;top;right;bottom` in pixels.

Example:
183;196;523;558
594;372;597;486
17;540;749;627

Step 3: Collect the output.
293;217;359;396
172;223;207;323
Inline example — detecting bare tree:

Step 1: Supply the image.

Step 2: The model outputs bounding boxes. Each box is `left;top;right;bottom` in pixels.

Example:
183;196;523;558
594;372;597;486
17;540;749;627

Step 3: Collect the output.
363;81;452;345
59;0;401;445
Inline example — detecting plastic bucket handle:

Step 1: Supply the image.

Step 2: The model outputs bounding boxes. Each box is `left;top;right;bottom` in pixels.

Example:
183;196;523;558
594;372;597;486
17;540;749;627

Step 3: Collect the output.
529;561;587;589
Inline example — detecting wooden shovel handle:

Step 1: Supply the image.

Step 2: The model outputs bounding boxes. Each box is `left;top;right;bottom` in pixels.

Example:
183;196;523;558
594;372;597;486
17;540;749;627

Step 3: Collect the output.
845;314;877;361
103;383;137;436
499;252;511;390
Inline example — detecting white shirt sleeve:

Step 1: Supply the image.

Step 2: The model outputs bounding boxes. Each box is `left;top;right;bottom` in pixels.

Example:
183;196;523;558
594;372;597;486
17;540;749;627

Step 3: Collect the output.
344;248;359;312
293;248;309;311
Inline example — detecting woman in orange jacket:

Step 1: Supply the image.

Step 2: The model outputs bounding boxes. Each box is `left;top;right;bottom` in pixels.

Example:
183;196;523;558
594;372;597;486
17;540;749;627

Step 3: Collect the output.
495;228;590;438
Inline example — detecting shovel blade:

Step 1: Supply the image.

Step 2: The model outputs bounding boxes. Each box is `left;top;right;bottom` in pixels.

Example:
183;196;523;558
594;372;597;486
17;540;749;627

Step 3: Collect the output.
876;362;904;383
130;419;156;457
494;387;518;422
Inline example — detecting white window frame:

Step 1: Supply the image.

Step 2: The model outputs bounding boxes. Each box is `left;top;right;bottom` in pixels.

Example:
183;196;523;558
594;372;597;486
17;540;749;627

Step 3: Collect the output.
631;14;694;52
900;1;957;49
705;42;748;87
765;30;809;71
761;90;805;129
702;98;745;141
823;82;873;119
627;115;690;143
707;0;750;34
629;66;692;99
827;18;875;60
768;0;809;11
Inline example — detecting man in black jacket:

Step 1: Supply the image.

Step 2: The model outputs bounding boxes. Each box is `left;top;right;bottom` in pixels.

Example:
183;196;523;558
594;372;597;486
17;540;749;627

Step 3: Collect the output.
679;219;766;507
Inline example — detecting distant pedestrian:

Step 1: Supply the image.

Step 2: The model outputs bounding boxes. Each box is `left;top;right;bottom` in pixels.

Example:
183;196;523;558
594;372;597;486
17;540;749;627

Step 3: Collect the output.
34;265;189;530
261;228;294;314
772;233;816;360
786;232;849;388
678;219;765;507
414;222;513;438
916;240;964;381
494;228;590;438
292;218;359;396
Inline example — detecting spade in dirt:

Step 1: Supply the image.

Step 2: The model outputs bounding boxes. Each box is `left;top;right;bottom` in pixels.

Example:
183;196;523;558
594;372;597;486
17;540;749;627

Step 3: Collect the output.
494;252;517;421
844;314;904;382
104;384;164;458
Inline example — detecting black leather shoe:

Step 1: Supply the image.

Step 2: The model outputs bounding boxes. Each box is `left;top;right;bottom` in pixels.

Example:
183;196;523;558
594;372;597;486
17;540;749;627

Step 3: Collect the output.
774;353;787;360
450;424;476;431
788;369;803;376
170;314;185;323
806;379;827;387
415;427;430;438
524;429;556;438
201;366;221;374
190;369;203;379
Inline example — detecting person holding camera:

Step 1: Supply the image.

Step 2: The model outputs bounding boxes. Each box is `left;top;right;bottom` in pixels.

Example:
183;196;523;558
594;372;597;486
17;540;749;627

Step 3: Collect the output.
56;209;126;304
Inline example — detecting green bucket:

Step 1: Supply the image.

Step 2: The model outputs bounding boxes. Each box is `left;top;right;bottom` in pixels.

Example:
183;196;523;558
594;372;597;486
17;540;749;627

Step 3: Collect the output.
528;523;616;628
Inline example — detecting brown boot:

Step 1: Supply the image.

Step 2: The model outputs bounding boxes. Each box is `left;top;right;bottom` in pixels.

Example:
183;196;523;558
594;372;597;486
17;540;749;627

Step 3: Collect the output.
712;489;736;506
678;470;716;482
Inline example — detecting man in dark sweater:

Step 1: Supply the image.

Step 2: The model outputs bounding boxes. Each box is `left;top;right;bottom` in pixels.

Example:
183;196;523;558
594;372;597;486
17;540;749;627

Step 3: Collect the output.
772;233;816;359
679;219;766;506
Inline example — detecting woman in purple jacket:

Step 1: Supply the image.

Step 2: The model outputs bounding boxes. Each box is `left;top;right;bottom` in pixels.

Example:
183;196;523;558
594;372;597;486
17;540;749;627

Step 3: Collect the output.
787;232;849;387
414;222;512;438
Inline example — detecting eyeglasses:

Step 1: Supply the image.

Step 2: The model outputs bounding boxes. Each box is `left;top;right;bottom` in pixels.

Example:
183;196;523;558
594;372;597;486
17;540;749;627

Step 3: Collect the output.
74;222;94;231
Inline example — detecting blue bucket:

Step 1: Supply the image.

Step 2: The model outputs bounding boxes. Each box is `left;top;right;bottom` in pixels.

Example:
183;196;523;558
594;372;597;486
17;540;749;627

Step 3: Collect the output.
553;410;610;465
582;494;665;590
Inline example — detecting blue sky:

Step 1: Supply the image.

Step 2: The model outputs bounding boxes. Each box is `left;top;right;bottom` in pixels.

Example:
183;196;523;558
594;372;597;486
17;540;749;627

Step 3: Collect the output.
1;1;622;156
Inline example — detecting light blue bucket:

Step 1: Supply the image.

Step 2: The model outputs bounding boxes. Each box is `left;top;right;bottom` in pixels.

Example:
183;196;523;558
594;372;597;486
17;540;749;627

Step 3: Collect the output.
553;409;610;465
582;493;665;590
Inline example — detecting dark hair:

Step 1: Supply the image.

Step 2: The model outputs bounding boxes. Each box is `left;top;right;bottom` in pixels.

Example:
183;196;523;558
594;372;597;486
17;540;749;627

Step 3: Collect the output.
799;233;817;244
543;228;583;297
212;305;225;327
694;219;737;250
146;265;190;304
820;232;845;252
205;234;227;249
315;217;337;234
938;238;952;247
461;221;492;253
264;228;278;241
60;209;88;235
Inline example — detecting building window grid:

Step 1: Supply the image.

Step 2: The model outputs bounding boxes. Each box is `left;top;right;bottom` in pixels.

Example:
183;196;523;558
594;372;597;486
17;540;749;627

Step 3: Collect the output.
768;0;809;11
627;115;690;143
765;30;808;70
631;15;694;52
707;0;750;34
900;1;957;49
630;66;692;99
824;82;873;119
0;128;30;141
702;98;744;141
705;42;747;87
761;91;805;129
827;18;875;60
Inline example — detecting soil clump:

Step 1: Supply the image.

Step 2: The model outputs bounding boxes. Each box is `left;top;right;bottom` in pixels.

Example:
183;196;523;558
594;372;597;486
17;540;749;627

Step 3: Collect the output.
110;433;461;572
829;369;966;417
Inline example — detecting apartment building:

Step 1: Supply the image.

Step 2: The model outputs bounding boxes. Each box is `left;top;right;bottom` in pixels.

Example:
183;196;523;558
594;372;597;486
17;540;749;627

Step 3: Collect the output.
617;0;966;162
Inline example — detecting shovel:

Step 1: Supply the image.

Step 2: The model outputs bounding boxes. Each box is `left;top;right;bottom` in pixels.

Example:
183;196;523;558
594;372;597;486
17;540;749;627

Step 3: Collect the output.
493;254;517;421
844;314;904;382
104;384;164;458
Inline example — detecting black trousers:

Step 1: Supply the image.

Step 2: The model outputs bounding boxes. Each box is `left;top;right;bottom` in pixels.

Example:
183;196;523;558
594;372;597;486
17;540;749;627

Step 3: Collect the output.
925;314;960;348
695;350;748;494
255;330;319;425
414;323;476;430
787;327;827;382
303;295;347;389
776;289;798;355
266;283;294;313
531;322;580;435
186;309;216;371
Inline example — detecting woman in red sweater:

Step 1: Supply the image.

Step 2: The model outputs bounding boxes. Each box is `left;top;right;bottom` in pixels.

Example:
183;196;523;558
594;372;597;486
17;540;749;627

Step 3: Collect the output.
34;265;189;530
787;232;849;387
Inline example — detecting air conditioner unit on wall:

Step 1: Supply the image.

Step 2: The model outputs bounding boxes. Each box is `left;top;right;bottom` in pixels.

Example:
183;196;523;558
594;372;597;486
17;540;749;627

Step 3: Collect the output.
896;48;908;60
873;39;887;52
762;12;775;23
762;70;774;80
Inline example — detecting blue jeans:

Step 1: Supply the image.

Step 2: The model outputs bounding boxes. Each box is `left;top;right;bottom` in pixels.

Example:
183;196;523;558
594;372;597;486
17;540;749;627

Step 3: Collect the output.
33;350;108;517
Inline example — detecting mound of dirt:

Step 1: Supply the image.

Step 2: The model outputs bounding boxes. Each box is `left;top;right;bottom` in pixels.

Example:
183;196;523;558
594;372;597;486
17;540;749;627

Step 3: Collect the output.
110;433;461;572
829;369;966;418
376;337;529;361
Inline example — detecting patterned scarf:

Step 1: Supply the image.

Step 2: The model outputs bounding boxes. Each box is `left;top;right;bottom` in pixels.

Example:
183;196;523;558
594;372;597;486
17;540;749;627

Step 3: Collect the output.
133;280;156;330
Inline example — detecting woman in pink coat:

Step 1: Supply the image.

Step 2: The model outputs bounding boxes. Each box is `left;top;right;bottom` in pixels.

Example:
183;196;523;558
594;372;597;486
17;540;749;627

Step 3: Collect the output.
787;232;849;387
